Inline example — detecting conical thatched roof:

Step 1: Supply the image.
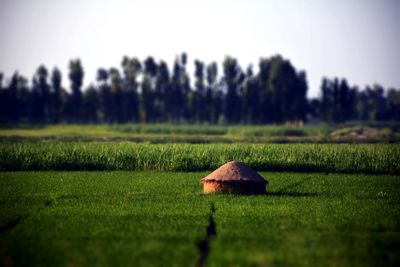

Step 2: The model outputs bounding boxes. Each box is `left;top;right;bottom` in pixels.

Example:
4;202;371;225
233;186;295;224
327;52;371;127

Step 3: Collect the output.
201;161;268;184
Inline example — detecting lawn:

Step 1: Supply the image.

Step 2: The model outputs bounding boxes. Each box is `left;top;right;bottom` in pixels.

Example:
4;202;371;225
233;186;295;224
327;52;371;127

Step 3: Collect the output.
1;171;399;266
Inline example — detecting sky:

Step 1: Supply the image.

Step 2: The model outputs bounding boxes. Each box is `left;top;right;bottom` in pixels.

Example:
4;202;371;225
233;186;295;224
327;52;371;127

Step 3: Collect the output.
0;0;399;98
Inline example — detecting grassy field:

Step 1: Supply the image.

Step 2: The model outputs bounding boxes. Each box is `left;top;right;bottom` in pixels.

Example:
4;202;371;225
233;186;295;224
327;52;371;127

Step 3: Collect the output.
1;124;399;266
0;124;399;143
1;171;399;266
1;142;399;174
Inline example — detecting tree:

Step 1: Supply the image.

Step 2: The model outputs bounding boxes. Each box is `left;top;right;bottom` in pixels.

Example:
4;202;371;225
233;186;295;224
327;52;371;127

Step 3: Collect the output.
242;65;260;124
8;73;20;122
121;56;141;122
109;68;124;123
31;66;50;123
193;59;205;122
356;88;369;121
50;68;64;123
320;77;332;121
67;59;84;122
0;72;6;122
366;85;386;121
257;58;271;123
267;56;299;123
140;75;153;122
206;62;218;123
83;84;99;122
355;85;386;122
321;77;356;123
140;57;158;122
97;68;112;123
170;53;190;122
170;58;181;122
0;73;29;123
387;88;400;121
155;60;170;122
180;53;191;122
223;56;244;123
337;79;357;122
16;75;30;123
291;71;308;122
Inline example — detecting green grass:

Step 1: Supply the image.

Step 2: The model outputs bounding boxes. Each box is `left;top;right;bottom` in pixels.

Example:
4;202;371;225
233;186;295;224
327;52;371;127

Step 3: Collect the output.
1;142;400;174
0;172;210;267
1;171;399;266
1;123;398;143
0;124;333;137
207;174;400;266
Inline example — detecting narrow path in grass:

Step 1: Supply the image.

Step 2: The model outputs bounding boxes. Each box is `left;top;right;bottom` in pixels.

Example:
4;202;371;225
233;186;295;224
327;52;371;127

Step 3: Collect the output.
197;202;217;267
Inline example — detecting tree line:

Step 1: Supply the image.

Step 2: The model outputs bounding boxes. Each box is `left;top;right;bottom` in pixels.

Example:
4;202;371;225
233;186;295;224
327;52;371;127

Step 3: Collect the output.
0;53;399;124
313;78;400;123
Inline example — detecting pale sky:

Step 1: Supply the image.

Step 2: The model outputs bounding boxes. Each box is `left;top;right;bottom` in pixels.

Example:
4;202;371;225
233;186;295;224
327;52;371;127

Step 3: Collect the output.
0;0;399;98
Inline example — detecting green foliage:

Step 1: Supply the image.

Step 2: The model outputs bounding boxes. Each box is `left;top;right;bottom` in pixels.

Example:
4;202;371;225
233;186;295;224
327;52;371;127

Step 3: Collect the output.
66;59;84;121
50;68;64;123
223;56;244;123
0;142;399;173
319;79;399;123
2;54;399;125
387;89;400;120
0;54;312;124
321;78;357;122
1;171;399;266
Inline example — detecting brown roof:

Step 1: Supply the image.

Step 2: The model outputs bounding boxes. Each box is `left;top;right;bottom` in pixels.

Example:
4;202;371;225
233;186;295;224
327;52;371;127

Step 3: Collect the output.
201;161;268;184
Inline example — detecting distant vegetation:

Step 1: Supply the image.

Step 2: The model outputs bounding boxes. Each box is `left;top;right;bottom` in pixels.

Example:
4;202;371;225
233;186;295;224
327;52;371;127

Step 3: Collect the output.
1;142;399;174
1;54;399;125
1;124;399;143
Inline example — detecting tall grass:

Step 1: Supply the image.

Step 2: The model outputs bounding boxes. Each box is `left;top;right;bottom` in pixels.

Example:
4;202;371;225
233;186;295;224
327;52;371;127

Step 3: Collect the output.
1;142;399;173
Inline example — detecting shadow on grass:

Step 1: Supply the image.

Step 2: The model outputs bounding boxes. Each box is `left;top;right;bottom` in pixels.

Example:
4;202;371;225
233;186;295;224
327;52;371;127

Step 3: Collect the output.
275;176;313;193
0;199;54;234
267;176;319;197
0;217;21;234
267;191;319;197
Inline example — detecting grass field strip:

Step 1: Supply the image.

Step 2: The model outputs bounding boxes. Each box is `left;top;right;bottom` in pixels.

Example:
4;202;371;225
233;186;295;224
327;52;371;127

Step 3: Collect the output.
197;202;217;267
1;124;399;143
1;143;399;174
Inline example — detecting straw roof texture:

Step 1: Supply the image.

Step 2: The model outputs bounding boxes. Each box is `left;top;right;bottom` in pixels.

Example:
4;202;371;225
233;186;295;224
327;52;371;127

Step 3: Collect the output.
201;161;268;184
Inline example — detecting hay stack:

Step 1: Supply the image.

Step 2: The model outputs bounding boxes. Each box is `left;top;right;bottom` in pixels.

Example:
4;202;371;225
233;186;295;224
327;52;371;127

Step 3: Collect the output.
201;161;268;194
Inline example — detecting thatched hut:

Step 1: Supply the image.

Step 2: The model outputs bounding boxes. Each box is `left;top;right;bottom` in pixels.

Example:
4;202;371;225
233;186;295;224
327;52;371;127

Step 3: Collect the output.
201;161;268;194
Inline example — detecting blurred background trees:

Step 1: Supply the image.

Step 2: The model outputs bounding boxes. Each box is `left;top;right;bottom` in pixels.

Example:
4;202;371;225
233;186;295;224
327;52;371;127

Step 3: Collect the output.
0;54;399;124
